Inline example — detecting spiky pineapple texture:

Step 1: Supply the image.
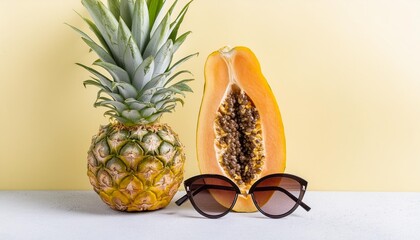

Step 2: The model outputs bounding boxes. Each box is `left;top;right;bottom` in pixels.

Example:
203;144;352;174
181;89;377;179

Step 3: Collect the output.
88;123;185;211
71;0;197;125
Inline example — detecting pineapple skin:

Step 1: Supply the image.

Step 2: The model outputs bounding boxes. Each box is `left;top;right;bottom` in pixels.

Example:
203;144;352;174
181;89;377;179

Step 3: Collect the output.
87;122;185;211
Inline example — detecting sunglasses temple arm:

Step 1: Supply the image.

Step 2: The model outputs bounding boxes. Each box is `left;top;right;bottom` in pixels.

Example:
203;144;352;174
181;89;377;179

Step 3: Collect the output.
175;184;207;206
281;189;311;211
253;186;311;211
175;194;188;206
175;184;236;206
298;199;311;211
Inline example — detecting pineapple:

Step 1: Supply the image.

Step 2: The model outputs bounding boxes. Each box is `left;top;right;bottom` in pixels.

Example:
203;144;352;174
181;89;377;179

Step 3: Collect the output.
71;0;197;211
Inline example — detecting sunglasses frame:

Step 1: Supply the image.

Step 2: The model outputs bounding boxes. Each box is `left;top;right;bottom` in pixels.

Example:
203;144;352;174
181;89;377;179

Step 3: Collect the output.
176;173;310;219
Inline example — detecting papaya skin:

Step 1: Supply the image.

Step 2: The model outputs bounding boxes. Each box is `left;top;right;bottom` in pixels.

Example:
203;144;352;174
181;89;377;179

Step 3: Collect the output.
197;46;286;212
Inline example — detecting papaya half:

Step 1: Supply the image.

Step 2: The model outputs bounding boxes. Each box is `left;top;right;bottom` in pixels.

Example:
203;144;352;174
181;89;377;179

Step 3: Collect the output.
197;46;286;212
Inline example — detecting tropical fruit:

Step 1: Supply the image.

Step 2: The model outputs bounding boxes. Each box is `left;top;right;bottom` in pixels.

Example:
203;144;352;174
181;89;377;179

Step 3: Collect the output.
71;0;197;211
197;46;286;212
88;123;185;211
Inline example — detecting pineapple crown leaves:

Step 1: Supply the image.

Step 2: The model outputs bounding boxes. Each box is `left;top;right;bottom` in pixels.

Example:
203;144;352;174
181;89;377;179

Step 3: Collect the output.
70;0;197;125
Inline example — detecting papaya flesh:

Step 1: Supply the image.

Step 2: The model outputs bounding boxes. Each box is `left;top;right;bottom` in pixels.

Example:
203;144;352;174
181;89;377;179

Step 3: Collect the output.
197;46;286;212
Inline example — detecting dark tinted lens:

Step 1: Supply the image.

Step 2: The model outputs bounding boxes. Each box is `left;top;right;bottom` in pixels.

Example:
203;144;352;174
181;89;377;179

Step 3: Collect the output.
189;177;237;217
252;176;302;216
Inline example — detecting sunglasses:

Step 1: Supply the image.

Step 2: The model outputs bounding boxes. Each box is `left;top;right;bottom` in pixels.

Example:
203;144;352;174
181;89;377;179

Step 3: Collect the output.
175;173;311;219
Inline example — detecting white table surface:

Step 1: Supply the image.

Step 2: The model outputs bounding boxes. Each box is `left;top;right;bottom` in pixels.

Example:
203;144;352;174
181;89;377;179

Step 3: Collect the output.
0;191;419;240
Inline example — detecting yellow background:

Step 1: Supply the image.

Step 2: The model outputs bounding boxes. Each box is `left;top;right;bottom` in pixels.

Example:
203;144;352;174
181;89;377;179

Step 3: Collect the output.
1;0;419;191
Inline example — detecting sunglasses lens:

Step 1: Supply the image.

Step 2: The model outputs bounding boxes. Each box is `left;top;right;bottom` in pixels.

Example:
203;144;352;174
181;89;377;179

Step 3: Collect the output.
189;177;237;217
252;176;302;217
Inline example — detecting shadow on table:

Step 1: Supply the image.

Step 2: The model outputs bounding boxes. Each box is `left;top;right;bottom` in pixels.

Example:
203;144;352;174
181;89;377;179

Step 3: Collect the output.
5;191;246;218
4;191;118;216
163;201;205;219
